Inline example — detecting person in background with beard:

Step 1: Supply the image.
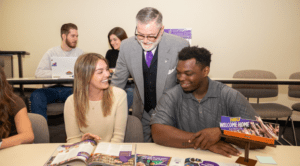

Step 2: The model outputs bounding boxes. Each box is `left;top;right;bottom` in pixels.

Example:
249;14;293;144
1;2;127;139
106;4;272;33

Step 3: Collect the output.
30;23;84;120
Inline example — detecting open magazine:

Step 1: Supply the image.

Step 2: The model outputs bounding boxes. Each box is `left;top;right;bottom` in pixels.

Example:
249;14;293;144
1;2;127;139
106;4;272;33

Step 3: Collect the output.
220;116;279;144
136;154;239;166
44;140;135;166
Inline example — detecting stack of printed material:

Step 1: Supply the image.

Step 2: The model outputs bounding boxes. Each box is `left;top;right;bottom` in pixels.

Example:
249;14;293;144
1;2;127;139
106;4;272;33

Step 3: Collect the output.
220;116;279;145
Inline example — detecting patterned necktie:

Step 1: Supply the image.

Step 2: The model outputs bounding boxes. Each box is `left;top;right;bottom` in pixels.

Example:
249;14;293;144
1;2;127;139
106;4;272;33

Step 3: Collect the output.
146;51;153;68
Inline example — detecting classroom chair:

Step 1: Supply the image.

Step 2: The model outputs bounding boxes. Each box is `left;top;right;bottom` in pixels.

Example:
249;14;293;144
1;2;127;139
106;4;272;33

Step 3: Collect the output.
28;113;50;143
232;70;296;145
124;115;144;142
287;72;300;145
47;102;65;116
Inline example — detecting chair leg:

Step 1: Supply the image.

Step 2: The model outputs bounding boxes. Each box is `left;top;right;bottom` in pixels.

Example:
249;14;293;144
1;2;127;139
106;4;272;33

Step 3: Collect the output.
291;117;297;146
275;139;283;145
281;116;297;146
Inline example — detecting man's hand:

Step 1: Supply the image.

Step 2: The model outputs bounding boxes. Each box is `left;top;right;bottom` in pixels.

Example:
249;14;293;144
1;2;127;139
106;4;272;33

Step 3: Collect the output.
188;127;222;150
208;141;241;158
81;133;101;141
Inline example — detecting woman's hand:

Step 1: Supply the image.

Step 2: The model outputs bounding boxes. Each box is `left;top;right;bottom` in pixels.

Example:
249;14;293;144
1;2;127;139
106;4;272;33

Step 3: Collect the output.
81;133;101;141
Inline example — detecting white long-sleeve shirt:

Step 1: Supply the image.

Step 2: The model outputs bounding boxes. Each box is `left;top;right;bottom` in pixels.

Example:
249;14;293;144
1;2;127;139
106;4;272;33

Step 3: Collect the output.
35;46;84;78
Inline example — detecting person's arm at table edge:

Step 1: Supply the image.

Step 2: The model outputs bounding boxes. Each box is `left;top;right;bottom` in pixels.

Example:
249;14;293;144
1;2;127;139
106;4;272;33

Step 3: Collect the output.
151;123;195;148
0;108;34;149
35;51;52;78
151;124;243;157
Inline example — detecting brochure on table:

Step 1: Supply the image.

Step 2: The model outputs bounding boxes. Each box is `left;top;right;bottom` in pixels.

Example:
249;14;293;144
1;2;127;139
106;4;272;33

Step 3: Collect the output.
136;154;239;166
44;140;134;166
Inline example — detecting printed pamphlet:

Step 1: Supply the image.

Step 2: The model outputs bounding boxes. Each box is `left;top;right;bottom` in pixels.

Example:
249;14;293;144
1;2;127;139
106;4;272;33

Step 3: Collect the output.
44;140;134;166
136;155;239;166
220;116;279;144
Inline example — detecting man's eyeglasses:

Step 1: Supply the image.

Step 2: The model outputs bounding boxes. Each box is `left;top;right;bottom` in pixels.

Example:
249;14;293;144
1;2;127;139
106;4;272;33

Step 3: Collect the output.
135;26;162;42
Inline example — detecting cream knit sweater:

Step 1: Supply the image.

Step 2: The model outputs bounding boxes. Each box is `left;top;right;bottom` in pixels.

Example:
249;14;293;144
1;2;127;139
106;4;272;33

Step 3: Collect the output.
64;86;128;143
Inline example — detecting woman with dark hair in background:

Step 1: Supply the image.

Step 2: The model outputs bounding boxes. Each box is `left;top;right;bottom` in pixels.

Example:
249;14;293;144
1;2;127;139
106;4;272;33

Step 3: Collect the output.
0;67;34;149
106;27;134;111
106;27;128;68
64;53;128;143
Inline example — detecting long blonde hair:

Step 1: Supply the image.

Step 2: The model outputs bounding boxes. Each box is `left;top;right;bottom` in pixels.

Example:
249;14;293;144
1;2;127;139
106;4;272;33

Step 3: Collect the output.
73;53;114;128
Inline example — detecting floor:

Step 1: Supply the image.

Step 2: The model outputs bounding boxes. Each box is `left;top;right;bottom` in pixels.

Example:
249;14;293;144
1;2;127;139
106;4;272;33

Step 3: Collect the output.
47;114;300;146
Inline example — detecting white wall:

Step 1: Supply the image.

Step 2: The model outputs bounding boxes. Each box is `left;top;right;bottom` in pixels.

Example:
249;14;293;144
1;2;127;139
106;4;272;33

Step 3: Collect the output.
1;0;300;108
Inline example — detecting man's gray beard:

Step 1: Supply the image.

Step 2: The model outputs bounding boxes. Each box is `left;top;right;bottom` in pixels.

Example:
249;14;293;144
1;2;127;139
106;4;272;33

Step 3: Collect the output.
138;35;162;51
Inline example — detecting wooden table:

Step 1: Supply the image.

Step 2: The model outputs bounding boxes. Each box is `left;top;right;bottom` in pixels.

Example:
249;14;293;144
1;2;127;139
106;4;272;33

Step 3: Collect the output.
0;143;299;166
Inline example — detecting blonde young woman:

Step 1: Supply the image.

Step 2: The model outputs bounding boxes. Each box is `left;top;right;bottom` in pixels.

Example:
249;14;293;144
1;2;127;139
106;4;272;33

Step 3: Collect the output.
64;53;128;143
0;67;34;149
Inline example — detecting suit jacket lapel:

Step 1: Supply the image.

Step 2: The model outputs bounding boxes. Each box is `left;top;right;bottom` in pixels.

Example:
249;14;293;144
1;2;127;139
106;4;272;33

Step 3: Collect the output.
131;42;145;104
157;34;171;101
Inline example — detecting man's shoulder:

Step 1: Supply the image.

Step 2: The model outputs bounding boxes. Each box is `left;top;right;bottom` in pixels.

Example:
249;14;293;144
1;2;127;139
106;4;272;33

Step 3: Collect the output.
207;79;237;97
162;33;189;46
164;84;183;99
72;47;84;53
213;80;239;99
44;46;83;58
71;47;84;57
44;46;64;55
119;37;139;52
46;46;61;52
121;36;137;46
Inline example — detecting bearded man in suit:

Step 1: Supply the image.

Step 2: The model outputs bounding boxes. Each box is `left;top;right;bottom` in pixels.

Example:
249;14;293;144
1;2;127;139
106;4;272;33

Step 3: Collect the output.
111;7;189;142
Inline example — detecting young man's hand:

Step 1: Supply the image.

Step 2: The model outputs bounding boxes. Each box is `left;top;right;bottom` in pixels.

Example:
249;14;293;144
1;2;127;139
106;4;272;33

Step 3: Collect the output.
208;141;241;157
189;127;222;150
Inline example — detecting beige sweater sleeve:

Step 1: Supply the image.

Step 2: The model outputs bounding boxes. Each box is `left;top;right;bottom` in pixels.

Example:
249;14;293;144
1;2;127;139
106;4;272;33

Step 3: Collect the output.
64;95;82;143
110;87;128;143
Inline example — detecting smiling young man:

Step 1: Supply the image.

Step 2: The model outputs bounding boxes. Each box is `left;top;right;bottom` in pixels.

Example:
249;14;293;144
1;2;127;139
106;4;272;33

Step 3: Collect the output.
111;7;189;142
151;46;261;157
30;23;84;120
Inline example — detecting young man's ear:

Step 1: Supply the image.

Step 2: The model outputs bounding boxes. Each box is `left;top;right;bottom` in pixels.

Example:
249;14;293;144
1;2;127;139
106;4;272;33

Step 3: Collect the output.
203;66;210;77
62;34;66;41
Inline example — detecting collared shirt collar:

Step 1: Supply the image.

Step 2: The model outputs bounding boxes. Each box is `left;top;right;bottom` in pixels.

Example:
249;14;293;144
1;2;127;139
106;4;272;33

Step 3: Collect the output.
144;46;157;58
182;77;219;101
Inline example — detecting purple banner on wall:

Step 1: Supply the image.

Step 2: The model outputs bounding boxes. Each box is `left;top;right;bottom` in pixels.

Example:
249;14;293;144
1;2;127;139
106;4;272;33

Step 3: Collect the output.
164;29;192;39
164;28;192;45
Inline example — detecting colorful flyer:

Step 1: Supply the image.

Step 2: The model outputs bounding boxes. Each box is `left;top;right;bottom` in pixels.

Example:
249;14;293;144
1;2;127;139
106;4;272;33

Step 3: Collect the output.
220;116;279;144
